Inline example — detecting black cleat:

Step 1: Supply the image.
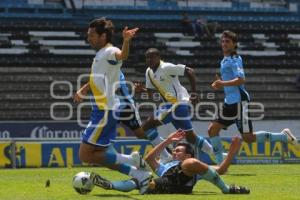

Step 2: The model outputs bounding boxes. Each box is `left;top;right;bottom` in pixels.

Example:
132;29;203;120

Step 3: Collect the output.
226;185;250;194
90;172;113;190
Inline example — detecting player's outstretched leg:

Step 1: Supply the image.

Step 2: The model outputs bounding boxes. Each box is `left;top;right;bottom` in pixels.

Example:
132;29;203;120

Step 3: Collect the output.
182;137;249;194
252;128;298;148
91;172;137;192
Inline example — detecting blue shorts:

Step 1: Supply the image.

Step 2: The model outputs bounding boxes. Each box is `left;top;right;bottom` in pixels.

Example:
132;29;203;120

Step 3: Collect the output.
82;110;119;146
156;103;193;131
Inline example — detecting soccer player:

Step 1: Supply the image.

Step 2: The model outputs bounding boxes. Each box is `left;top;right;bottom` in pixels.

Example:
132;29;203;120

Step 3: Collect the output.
118;71;173;162
134;48;216;162
209;30;298;164
90;130;250;194
118;71;145;139
74;18;151;193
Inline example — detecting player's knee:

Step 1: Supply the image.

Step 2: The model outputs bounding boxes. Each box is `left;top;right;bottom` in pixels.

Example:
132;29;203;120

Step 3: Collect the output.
208;123;215;136
78;149;92;163
242;134;255;143
78;151;88;163
79;147;92;163
182;158;201;175
133;128;147;139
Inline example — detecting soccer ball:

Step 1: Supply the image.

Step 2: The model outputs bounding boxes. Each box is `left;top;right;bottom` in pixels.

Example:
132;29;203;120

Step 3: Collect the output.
72;172;94;195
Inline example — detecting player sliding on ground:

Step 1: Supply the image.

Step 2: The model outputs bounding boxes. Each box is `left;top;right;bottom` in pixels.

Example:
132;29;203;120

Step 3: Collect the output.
90;130;250;195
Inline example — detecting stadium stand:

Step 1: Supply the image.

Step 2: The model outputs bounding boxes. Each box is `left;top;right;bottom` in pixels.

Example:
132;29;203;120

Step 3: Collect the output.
0;0;300;121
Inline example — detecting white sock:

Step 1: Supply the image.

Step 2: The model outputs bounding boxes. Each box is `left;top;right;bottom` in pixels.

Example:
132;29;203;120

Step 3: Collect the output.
128;166;149;181
115;153;133;165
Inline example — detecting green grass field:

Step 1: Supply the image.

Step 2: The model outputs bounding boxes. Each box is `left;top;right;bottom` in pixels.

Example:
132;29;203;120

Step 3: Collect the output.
0;164;299;200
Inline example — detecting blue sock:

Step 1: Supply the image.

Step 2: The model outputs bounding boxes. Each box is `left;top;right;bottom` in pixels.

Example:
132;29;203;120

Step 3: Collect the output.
210;136;224;164
144;128;162;146
102;150;132;176
107;144;117;153
112;179;137;192
144;128;158;140
202;166;229;193
118;164;132;175
255;131;287;143
103;151;117;165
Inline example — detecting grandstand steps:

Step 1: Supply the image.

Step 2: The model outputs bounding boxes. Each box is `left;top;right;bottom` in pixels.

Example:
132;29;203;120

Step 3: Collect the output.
0;11;300;120
0;66;135;74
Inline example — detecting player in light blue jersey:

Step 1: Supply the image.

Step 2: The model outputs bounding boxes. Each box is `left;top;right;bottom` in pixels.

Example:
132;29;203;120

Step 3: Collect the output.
90;130;250;194
209;30;298;164
118;71;144;137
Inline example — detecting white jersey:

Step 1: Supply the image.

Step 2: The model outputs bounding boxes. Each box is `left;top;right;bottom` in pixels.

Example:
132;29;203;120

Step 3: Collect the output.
89;44;122;110
145;61;190;103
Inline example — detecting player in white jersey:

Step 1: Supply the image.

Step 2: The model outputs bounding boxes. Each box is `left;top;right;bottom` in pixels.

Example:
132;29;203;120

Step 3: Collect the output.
135;48;217;163
74;18;151;194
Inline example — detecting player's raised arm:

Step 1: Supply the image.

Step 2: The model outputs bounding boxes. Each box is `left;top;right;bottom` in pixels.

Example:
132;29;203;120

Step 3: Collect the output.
145;130;186;171
115;26;139;61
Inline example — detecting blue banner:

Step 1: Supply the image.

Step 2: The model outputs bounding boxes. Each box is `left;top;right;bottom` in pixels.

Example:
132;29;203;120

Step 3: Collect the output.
0;139;299;168
0;121;135;139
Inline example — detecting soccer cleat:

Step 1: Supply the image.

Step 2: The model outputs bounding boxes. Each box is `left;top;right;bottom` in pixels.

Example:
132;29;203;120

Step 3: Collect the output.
137;171;152;195
282;128;298;146
131;151;151;170
90;172;113;190
227;185;250;194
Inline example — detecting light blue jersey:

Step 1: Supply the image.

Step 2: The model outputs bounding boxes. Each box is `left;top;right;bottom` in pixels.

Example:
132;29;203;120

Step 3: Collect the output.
156;160;180;177
156;160;202;182
119;71;135;108
220;55;250;104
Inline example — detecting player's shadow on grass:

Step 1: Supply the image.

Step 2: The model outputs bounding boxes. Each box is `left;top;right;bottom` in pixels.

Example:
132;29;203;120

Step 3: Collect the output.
94;194;140;200
227;173;256;176
192;191;218;195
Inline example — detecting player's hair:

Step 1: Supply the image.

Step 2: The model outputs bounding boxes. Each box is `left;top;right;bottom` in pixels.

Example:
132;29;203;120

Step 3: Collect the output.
176;142;194;157
89;18;114;43
145;48;160;57
221;30;238;56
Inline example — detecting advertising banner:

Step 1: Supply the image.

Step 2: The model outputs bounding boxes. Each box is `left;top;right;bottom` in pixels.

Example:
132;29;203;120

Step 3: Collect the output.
0;138;299;168
0;121;135;139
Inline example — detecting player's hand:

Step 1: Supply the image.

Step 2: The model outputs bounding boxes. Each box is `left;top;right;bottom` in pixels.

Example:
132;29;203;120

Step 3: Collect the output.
134;81;146;93
190;92;199;105
228;136;242;155
74;91;83;103
74;89;87;103
211;74;224;90
167;129;186;142
122;26;139;41
211;80;224;90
